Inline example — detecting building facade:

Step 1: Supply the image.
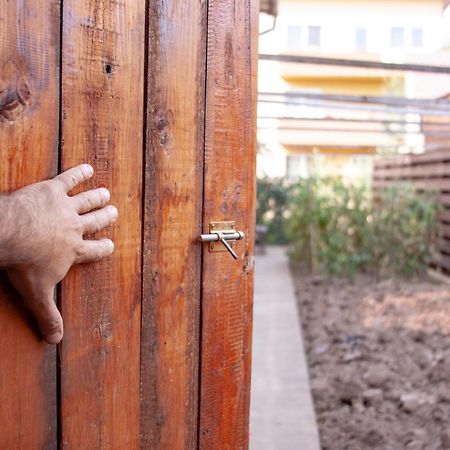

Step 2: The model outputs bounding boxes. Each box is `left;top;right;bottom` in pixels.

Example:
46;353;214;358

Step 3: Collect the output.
258;0;450;179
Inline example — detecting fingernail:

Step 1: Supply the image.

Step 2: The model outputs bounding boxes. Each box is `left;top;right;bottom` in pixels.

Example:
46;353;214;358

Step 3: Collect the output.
110;205;118;219
107;239;115;253
84;164;94;176
45;332;62;345
102;188;110;201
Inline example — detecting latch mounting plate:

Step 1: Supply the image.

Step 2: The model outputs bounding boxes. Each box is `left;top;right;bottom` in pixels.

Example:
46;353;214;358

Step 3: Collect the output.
209;221;236;253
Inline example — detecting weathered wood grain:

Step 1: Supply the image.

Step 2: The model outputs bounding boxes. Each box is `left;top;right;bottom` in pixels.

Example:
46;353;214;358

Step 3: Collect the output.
0;1;59;447
198;0;258;448
59;1;144;447
140;1;207;448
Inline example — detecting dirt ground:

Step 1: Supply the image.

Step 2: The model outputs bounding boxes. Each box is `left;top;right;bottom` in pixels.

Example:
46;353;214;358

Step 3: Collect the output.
292;268;450;450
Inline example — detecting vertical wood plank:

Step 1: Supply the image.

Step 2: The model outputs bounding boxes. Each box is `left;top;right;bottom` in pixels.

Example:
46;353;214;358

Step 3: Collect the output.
199;0;258;448
0;1;59;447
140;1;207;448
59;1;144;447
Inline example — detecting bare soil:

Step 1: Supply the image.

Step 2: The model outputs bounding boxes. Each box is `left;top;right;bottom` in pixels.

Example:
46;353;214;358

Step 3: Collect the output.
292;268;450;450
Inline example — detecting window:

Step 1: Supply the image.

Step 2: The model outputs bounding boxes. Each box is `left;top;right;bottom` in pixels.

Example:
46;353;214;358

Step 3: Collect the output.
355;28;367;52
287;26;301;51
390;27;405;48
287;154;309;179
308;26;321;47
411;28;423;48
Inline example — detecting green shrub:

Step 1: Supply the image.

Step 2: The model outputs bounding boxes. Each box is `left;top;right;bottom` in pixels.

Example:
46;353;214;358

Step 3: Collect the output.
286;177;438;277
370;185;439;277
256;177;293;244
287;177;372;275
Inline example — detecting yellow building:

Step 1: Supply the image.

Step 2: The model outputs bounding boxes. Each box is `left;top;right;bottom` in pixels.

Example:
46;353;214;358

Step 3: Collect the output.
258;0;450;178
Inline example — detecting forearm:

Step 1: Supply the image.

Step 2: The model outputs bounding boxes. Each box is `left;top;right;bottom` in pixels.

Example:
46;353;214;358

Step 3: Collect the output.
0;192;28;268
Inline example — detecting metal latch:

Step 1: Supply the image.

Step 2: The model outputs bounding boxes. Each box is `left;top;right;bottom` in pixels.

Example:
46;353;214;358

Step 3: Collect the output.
199;221;245;259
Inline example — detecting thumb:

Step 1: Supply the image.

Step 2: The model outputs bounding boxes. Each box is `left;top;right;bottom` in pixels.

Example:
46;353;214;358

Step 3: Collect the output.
7;269;63;344
32;290;64;345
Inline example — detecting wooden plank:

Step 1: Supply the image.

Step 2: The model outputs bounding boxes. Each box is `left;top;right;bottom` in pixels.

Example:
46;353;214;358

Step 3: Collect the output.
434;253;450;272
372;178;450;191
373;155;412;169
440;194;450;207
373;162;450;180
374;148;450;170
59;1;144;447
439;223;450;238
426;144;450;152
0;1;59;447
438;239;450;254
140;1;206;448
198;0;258;448
412;148;450;165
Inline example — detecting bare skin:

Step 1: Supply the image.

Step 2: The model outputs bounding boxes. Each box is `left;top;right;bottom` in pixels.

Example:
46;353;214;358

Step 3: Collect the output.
0;164;117;344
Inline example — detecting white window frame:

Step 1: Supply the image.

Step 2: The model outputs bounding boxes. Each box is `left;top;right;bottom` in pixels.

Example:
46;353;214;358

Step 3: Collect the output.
355;28;367;52
411;28;423;48
287;25;302;52
307;26;321;47
390;27;405;48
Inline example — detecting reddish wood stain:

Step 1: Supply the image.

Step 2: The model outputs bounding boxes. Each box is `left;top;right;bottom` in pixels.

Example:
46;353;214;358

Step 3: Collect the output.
0;1;59;447
140;1;207;448
198;0;258;449
59;0;144;447
0;0;257;447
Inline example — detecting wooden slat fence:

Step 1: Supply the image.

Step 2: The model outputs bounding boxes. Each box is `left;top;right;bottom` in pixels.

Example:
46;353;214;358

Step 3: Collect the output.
373;148;450;273
0;0;257;446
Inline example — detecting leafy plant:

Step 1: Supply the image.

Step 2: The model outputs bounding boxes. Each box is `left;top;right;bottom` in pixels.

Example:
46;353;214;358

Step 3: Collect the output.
286;177;438;277
370;185;439;276
256;177;293;244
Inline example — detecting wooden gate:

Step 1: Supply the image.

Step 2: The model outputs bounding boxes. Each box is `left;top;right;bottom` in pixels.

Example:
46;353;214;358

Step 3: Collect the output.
0;0;257;448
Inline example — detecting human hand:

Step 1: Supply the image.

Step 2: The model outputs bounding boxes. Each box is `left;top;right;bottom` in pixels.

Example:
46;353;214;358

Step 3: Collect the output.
4;164;117;344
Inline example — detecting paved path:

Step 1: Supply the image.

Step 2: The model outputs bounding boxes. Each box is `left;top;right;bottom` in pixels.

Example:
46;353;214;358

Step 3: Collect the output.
249;246;321;450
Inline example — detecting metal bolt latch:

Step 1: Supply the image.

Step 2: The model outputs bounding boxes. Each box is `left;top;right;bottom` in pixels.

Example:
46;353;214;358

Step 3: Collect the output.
199;221;245;259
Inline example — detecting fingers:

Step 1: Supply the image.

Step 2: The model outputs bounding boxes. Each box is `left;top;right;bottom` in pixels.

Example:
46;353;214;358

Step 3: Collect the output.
81;205;118;234
72;187;110;214
75;238;115;264
55;164;94;193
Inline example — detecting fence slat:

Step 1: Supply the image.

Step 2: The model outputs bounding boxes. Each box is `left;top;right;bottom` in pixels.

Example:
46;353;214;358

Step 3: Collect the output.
0;1;59;447
434;253;450;272
374;148;450;169
59;1;144;447
198;0;258;448
372;178;450;190
374;162;450;180
140;1;207;447
440;224;450;238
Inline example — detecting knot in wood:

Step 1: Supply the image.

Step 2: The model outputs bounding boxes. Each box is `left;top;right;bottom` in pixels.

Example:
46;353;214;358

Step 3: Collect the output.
0;78;32;123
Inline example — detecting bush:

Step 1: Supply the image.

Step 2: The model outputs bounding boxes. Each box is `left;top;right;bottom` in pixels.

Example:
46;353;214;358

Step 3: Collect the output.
286;177;438;277
370;185;438;277
256;177;293;244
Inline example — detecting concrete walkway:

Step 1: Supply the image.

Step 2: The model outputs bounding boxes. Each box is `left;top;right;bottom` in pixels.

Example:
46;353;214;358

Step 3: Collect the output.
250;246;321;450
